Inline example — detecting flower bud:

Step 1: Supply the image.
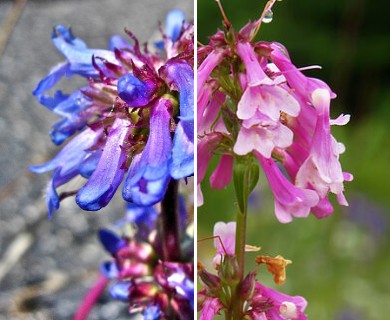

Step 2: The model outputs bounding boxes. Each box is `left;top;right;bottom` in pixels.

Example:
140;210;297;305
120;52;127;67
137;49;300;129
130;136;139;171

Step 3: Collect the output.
239;271;256;301
118;74;155;107
198;268;222;294
219;255;240;285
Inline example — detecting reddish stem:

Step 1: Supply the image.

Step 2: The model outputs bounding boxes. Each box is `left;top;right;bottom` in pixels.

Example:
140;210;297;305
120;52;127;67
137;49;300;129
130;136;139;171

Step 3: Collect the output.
73;274;109;320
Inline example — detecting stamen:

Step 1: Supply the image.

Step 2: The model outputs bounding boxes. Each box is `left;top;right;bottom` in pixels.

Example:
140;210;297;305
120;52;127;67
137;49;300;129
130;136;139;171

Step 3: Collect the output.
272;65;323;77
297;65;322;71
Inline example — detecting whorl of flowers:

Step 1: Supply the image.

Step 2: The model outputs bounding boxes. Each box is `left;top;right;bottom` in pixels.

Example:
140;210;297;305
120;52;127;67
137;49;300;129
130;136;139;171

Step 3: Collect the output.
30;10;194;217
197;1;352;223
99;202;194;319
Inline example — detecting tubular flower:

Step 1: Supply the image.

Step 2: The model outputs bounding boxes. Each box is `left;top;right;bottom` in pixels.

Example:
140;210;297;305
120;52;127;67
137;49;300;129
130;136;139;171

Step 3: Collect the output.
30;11;194;215
198;221;307;320
197;10;352;223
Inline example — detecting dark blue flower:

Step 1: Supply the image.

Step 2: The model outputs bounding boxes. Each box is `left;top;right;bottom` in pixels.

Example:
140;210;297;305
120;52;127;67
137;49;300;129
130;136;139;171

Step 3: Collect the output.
122;97;173;206
98;229;126;255
31;11;194;215
160;61;194;179
123;203;158;238
118;74;156;107
76;118;130;211
100;261;119;279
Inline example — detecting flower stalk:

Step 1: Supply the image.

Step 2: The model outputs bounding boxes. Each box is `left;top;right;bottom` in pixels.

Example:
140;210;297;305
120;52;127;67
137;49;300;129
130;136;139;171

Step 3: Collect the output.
160;179;181;261
231;208;247;319
73;274;109;320
231;157;257;319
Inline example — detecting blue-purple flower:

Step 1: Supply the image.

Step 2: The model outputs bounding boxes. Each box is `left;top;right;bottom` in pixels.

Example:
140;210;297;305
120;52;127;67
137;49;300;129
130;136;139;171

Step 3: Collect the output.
30;11;194;216
99;202;194;318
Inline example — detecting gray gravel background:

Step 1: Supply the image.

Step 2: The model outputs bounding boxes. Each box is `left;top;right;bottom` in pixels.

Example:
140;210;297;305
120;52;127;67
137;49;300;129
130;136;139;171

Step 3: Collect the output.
0;1;193;319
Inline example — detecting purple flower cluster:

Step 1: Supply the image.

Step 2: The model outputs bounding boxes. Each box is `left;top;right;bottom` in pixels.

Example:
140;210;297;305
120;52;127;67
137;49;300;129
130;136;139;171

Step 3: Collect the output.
99;203;194;319
30;10;194;217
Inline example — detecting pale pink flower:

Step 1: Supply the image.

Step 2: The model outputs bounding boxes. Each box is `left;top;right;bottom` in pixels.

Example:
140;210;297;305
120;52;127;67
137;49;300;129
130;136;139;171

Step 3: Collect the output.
212;221;236;267
234;111;293;158
236;42;300;121
296;89;352;205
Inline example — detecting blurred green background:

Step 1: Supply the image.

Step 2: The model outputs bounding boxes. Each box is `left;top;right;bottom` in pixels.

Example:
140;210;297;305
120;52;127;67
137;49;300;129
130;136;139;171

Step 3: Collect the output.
197;0;390;319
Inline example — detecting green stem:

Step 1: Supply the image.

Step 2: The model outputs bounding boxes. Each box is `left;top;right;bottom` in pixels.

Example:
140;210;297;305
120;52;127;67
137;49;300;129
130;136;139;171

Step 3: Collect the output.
231;207;247;319
231;155;257;319
235;209;247;281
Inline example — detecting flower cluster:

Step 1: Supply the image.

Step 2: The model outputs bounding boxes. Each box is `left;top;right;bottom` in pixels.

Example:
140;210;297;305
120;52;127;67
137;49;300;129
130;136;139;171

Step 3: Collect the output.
99;202;194;319
30;10;194;217
197;10;352;222
198;221;307;319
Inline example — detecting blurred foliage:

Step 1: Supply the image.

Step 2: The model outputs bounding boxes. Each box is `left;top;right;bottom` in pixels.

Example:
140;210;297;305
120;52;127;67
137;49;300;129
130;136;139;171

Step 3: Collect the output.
198;0;390;319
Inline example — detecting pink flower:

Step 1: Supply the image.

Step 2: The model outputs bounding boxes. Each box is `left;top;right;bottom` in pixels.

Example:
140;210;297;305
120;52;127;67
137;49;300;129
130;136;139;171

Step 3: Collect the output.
236;41;273;87
198;133;224;186
252;282;308;320
198;91;226;135
234;111;293;158
270;42;336;101
197;14;352;222
198;292;223;320
198;49;225;97
296;89;353;205
197;132;228;206
257;153;319;223
212;221;236;267
236;42;300;121
210;154;234;189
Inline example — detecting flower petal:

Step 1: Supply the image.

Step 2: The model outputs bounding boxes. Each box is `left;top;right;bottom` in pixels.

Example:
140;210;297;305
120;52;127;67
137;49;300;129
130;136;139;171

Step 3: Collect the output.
166;10;186;42
123;97;173;206
76;118;130;210
160;61;194;178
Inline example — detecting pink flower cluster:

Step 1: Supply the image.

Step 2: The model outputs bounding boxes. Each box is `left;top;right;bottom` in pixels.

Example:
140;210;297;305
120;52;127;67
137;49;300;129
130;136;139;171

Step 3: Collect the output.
198;222;308;319
197;24;352;222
